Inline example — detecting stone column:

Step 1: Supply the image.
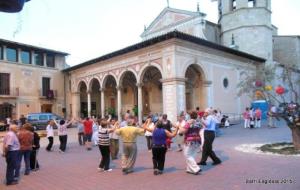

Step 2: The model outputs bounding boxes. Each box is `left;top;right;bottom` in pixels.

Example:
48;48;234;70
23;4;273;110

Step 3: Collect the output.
3;45;7;60
72;92;80;118
203;80;213;108
87;90;91;117
17;48;22;63
100;88;105;118
137;83;143;125
31;50;35;65
161;78;186;123
43;53;47;66
117;86;122;122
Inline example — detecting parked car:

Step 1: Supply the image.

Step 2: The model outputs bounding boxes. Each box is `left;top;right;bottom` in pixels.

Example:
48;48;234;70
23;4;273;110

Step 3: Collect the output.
27;113;63;130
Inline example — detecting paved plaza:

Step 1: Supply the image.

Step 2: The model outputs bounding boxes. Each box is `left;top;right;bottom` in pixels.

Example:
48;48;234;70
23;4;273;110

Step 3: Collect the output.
0;121;299;190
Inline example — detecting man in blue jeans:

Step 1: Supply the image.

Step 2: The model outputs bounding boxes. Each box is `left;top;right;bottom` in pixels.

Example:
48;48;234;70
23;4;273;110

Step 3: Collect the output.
2;124;21;185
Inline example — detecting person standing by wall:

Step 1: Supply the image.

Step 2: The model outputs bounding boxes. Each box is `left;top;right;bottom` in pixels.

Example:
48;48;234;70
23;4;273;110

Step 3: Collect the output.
268;105;277;128
46;120;55;151
2;124;20;185
243;107;250;128
255;108;262;128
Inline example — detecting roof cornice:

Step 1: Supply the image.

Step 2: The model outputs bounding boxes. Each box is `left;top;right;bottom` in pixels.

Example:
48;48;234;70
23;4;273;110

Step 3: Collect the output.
63;31;265;72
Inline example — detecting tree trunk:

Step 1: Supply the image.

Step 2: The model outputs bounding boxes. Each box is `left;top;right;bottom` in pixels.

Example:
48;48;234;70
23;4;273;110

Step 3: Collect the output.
291;127;300;150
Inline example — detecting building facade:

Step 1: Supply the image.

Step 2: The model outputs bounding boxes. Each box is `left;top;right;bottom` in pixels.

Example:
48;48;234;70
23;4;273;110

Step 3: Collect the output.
65;32;264;123
0;39;68;121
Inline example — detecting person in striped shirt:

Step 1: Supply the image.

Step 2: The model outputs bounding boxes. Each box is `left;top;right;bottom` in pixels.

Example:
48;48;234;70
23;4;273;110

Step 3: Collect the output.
98;119;119;172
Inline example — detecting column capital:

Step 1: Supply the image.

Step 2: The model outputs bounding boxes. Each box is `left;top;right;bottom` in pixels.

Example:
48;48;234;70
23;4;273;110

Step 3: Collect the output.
99;87;106;92
159;77;187;83
72;91;80;95
87;90;92;94
136;82;144;88
203;80;212;87
116;85;123;91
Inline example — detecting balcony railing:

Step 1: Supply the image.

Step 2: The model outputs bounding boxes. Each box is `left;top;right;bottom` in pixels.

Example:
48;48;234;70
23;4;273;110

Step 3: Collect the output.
0;88;19;97
38;89;57;99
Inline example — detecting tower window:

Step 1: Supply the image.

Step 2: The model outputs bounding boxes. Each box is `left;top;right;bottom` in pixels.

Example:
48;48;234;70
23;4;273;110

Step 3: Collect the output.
232;0;236;11
248;0;256;7
218;1;222;18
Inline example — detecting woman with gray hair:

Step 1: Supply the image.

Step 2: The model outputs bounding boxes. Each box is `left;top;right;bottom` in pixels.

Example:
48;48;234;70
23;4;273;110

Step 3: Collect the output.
115;116;145;174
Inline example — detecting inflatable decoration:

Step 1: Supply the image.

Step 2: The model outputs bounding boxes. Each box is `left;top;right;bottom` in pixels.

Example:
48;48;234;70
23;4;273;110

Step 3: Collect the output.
0;0;30;13
265;85;272;91
255;80;263;87
255;90;264;98
275;86;285;95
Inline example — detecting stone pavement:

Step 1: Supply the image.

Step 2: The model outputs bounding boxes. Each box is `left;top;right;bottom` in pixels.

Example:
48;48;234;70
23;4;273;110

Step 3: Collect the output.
0;121;299;190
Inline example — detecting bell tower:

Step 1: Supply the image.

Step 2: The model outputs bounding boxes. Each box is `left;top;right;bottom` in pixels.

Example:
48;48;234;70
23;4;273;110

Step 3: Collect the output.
218;0;273;62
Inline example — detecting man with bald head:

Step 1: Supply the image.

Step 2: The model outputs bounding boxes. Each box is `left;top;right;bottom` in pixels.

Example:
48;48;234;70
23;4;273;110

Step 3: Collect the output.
116;116;145;174
2;124;20;185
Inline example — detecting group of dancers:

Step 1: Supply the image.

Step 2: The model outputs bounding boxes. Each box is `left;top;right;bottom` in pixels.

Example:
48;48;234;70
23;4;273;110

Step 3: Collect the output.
2;107;223;186
96;107;222;175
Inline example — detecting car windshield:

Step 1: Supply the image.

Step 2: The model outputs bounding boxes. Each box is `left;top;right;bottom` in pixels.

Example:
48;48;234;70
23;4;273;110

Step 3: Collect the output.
50;114;62;120
28;115;39;121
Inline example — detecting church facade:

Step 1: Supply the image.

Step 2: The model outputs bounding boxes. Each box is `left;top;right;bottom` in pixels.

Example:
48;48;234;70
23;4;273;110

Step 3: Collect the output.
64;0;298;123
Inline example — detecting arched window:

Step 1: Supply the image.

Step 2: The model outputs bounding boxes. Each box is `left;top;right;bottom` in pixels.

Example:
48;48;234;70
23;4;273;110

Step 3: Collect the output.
232;0;236;10
223;78;229;89
248;0;256;8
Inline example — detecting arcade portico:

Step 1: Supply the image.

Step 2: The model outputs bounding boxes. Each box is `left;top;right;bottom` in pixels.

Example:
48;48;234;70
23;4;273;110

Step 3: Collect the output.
65;32;264;123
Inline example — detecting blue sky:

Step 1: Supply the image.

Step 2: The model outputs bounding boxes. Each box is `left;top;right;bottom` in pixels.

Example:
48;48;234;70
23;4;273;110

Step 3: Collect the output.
0;0;299;66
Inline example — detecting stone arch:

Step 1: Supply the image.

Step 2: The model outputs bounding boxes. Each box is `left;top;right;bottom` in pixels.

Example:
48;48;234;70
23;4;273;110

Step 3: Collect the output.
88;78;102;117
137;62;163;83
140;65;163;115
118;70;138;116
76;80;88;92
182;60;207;81
101;72;118;88
185;63;207;111
77;80;88;117
118;68;138;86
87;77;101;92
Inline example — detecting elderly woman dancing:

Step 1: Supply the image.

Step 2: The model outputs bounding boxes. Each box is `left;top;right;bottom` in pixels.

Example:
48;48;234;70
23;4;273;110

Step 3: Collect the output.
143;118;179;175
179;111;202;175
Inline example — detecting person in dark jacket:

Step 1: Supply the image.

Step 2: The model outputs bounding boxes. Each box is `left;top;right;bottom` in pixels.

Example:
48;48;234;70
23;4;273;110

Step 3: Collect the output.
29;125;40;171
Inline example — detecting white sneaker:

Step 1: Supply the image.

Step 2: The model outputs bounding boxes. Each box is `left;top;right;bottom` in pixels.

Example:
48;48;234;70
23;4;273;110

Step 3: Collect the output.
104;169;112;172
97;168;104;172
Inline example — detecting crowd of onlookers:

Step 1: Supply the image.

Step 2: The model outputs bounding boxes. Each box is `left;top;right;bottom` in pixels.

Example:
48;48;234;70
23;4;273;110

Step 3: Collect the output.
242;105;278;129
2;122;40;185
